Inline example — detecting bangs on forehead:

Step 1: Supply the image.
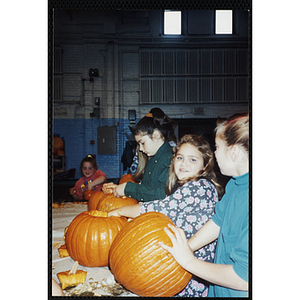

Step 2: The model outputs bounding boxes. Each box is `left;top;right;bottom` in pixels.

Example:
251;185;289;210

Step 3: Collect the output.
135;130;150;139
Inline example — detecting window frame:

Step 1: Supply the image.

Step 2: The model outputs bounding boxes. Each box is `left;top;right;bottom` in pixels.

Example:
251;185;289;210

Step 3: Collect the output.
163;10;182;35
215;10;233;35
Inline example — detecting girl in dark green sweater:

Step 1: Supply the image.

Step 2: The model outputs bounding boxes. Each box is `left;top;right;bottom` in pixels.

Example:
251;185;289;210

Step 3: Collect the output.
108;108;176;202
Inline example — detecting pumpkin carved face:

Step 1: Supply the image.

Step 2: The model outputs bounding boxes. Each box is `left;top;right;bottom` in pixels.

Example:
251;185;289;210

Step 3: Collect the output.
109;212;192;297
88;191;104;211
65;210;127;267
96;194;138;212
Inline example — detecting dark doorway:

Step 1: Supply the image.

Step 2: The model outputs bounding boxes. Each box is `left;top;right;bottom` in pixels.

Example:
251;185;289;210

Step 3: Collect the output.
175;118;230;194
176;118;217;146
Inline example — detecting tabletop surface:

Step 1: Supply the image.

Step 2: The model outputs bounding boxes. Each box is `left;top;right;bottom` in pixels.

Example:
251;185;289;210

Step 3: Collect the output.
51;202;137;297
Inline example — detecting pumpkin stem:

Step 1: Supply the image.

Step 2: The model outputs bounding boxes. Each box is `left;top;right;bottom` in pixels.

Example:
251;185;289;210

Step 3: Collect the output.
68;261;79;275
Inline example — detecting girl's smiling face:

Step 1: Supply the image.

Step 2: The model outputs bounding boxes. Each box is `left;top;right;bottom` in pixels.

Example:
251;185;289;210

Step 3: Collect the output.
174;143;204;180
82;162;96;178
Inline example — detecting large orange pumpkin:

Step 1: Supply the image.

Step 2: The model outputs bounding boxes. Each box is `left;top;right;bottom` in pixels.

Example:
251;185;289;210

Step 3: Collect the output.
109;212;192;297
88;191;104;211
96;194;138;212
118;174;137;184
66;210;127;267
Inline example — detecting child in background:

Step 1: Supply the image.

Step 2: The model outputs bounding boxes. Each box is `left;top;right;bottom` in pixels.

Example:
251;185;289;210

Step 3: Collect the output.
159;113;249;297
106;108;176;202
108;134;223;297
69;155;107;200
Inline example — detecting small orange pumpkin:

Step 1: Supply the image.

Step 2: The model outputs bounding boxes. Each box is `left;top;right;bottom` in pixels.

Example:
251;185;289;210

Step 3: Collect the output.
88;191;104;211
56;149;65;155
83;189;95;201
118;174;137;184
53;136;64;151
96;194;138;212
66;210;127;267
109;212;192;297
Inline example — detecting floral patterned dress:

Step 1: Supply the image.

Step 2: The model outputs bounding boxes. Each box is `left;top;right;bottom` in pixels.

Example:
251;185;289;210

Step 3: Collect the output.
140;178;219;297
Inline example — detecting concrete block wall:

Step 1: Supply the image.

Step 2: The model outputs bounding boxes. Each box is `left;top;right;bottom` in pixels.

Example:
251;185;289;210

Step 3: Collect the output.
54;42;138;179
53;9;250;180
54;118;134;179
53;38;249;179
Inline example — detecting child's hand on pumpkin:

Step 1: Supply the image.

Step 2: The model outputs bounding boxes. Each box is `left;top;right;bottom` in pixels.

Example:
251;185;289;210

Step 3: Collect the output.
158;224;195;269
113;183;126;197
103;182;117;194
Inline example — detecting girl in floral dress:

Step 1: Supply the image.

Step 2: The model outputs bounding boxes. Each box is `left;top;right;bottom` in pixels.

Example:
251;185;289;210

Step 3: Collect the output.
108;134;223;297
159;113;249;297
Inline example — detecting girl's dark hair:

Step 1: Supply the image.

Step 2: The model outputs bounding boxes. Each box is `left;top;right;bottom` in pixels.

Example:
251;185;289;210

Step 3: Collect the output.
130;108;177;181
130;107;177;142
166;134;223;198
80;154;98;171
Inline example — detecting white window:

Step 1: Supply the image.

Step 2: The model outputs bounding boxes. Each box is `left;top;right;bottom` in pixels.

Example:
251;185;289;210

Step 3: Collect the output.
164;10;181;35
215;10;233;34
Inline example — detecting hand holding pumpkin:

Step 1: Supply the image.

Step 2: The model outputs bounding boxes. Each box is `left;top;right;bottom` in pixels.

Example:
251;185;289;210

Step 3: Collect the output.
102;182;117;194
159;224;195;270
113;182;127;197
109;212;192;297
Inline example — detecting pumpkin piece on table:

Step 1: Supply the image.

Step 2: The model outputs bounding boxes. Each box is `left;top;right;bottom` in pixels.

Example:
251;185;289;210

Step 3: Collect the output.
57;261;87;290
96;193;138;212
65;210;128;267
87;190;104;211
118;174;137;184
58;244;69;258
109;212;192;297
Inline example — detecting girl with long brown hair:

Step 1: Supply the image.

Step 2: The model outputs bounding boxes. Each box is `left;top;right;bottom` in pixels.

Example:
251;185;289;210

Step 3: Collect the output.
160;113;249;297
108;134;222;297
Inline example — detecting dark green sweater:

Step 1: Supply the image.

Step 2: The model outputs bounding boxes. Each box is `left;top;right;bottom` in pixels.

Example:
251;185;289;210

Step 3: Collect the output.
124;141;173;202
